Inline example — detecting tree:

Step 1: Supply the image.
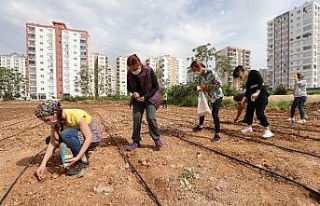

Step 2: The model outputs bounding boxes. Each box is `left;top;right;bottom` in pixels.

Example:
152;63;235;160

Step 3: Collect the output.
74;66;93;97
273;85;288;95
0;67;24;100
188;43;216;68
215;54;233;85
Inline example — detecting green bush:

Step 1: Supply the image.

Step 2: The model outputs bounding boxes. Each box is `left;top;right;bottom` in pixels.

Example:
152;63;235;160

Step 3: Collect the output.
168;83;198;107
3;92;14;101
222;85;238;97
277;101;291;111
267;101;291;111
273;85;289;95
222;98;235;108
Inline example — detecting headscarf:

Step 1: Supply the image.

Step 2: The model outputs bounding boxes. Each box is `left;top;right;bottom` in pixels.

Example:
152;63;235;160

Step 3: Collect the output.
34;100;61;118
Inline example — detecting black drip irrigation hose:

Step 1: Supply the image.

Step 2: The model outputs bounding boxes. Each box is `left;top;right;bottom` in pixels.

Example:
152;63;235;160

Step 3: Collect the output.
165;129;320;203
0;148;46;205
222;129;320;159
0;118;36;130
98;114;162;206
220;120;320;142
0;123;43;143
156;117;320;159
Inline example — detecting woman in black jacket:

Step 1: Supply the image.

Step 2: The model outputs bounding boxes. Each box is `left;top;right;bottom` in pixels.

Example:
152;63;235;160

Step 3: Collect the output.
233;65;274;138
126;54;163;151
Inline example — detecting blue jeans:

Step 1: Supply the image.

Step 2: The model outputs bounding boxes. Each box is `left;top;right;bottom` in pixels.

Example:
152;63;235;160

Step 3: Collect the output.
290;96;307;119
60;129;99;156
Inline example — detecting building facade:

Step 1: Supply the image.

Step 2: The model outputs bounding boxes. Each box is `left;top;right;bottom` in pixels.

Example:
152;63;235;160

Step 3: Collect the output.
216;46;251;85
116;56;128;95
89;53;108;97
267;1;320;88
26;21;89;99
0;53;26;96
107;64;117;95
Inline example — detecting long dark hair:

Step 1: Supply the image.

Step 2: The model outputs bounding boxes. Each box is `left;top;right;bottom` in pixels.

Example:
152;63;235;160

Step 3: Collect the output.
190;60;206;69
54;107;65;135
127;54;142;67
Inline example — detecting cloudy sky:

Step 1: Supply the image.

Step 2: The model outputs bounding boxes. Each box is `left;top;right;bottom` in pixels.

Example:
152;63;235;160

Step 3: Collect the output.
0;0;308;68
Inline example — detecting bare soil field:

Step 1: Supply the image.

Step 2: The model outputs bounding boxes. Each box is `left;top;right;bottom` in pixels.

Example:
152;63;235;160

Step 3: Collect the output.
0;101;319;206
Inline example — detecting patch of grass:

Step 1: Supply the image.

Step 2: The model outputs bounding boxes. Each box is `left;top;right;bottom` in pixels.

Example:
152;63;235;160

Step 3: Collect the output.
267;101;291;111
222;98;235;108
179;168;199;190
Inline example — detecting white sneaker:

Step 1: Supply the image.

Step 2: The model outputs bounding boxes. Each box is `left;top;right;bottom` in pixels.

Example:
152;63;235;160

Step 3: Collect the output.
263;130;274;138
297;119;307;124
241;126;253;133
287;117;295;122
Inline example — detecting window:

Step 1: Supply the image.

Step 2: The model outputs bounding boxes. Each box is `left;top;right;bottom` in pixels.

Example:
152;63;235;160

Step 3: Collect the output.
40;48;43;51
40;42;43;45
304;46;313;51
303;65;311;70
40;61;44;64
40;29;43;32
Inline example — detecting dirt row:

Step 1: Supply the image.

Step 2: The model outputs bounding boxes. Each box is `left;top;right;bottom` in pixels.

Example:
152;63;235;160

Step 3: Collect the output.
0;102;319;205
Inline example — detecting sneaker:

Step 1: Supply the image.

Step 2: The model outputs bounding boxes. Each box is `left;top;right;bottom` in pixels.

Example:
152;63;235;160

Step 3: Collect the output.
287;117;295;122
154;139;163;149
238;119;247;125
262;130;274;138
211;134;221;142
192;125;203;132
126;142;140;152
241;126;253;133
66;161;88;176
297;119;307;124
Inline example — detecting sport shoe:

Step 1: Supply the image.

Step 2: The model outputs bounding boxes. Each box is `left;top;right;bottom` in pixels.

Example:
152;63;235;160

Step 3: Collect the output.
262;130;274;138
154;139;163;149
297;119;307;124
287;117;295;122
66;161;88;176
211;134;221;142
241;126;253;133
126;142;140;152
192;125;203;132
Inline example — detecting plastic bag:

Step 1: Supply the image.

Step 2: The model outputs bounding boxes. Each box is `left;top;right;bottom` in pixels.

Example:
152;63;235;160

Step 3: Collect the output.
197;92;211;116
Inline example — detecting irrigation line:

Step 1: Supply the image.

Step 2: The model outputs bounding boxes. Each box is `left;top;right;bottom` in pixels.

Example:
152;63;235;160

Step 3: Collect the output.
156;116;320;159
98;114;162;206
0;148;46;205
0;123;43;143
164;128;320;202
0;118;36;130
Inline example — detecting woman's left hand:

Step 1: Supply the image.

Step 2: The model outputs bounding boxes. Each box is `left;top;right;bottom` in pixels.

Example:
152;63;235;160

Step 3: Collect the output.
66;156;81;167
138;96;145;102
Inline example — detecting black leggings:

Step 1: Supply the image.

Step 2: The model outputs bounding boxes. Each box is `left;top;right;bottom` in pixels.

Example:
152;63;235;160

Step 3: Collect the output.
245;94;269;127
199;97;222;133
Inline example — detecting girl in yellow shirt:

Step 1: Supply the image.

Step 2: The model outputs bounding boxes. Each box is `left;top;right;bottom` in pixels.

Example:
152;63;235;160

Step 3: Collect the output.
34;100;101;178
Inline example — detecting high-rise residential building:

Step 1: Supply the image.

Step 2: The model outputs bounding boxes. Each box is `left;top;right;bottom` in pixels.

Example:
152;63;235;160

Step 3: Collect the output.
146;57;157;72
107;64;117;95
0;53;26;96
89;53;108;97
175;58;188;85
116;56;128;95
216;46;251;85
147;56;188;86
26;21;89;99
267;1;320;88
259;68;273;87
156;55;177;88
